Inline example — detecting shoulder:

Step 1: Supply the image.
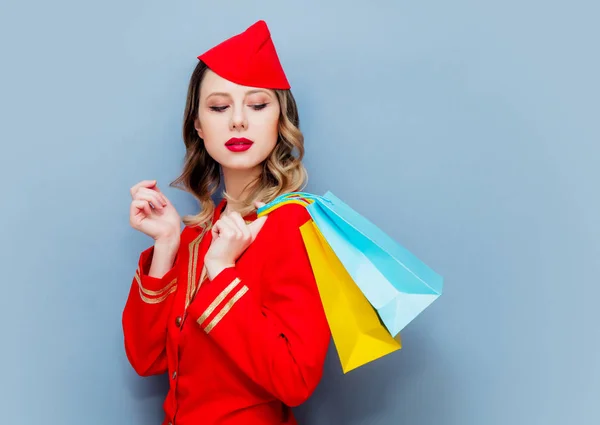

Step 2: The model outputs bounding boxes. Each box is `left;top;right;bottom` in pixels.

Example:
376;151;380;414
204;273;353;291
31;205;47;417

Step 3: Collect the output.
259;203;315;271
264;202;311;231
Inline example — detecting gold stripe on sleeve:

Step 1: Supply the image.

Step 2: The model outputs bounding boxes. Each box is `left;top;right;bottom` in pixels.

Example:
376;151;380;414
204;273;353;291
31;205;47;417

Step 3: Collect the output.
203;285;249;334
134;272;177;297
196;278;242;326
138;284;178;304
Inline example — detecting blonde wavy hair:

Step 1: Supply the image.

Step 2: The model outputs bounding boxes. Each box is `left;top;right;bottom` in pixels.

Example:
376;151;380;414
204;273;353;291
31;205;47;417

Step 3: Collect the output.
170;61;308;227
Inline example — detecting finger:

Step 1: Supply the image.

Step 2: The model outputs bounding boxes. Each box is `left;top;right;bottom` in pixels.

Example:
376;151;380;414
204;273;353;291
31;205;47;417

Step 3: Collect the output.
212;219;233;238
231;214;252;240
153;189;168;206
135;192;164;210
130;180;157;198
220;216;243;238
131;199;152;218
211;221;222;239
131;182;167;206
248;216;268;242
137;187;168;206
134;188;166;209
216;222;236;239
228;212;251;239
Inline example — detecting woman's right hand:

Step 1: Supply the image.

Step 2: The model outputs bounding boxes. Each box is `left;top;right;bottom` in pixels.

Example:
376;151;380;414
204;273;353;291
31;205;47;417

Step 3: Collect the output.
129;180;181;243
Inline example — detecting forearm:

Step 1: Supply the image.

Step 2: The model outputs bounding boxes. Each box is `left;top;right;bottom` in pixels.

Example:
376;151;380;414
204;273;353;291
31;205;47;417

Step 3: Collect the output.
205;258;235;280
123;239;181;376
148;236;180;278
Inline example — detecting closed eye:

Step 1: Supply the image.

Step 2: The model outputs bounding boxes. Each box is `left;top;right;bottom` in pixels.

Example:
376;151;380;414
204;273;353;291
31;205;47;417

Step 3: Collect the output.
250;103;268;111
209;103;268;112
209;105;229;112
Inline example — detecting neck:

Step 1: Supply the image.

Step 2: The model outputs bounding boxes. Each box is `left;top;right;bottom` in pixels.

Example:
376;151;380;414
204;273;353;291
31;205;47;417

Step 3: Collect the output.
221;165;261;214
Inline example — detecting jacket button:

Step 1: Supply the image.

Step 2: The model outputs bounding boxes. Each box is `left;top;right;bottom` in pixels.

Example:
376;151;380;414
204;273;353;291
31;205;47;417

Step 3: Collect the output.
175;316;182;327
172;371;177;380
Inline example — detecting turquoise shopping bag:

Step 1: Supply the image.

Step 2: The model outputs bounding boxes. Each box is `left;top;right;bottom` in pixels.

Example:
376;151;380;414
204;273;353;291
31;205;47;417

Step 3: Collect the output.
257;191;443;337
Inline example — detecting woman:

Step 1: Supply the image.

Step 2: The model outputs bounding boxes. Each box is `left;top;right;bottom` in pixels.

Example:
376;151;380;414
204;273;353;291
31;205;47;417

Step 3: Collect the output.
122;20;331;425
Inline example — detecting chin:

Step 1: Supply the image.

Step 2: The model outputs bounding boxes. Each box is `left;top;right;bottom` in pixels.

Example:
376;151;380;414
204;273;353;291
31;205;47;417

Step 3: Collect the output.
219;157;264;171
223;163;260;171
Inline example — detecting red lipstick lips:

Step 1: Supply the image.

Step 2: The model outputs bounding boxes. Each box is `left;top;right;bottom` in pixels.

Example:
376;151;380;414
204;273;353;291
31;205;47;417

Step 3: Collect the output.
225;137;254;152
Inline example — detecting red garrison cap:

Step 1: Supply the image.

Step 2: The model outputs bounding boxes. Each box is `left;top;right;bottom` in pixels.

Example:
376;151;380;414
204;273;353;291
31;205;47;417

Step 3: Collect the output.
197;20;290;90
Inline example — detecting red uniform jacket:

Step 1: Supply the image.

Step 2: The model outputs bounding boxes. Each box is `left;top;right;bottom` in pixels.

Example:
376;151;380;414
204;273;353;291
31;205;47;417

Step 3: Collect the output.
122;199;331;425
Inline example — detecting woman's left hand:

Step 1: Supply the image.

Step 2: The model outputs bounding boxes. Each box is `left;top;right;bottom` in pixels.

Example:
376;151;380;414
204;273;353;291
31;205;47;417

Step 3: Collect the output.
204;202;268;279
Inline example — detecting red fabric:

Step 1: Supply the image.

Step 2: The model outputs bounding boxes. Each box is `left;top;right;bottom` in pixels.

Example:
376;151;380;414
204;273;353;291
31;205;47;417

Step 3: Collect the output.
122;199;330;425
197;20;291;89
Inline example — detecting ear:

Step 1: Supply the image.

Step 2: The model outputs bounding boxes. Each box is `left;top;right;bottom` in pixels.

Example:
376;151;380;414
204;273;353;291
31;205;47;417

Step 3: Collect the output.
194;117;204;139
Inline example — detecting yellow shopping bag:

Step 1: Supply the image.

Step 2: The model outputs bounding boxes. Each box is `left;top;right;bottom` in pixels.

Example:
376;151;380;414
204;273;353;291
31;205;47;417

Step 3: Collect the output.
300;220;401;373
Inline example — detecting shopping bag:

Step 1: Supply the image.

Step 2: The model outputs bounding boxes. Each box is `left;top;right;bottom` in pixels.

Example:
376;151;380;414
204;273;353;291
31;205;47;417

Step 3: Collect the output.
258;191;443;337
299;220;401;374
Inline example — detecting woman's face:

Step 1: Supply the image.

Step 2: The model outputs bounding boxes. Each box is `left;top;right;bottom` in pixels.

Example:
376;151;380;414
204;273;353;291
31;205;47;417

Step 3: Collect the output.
195;69;281;172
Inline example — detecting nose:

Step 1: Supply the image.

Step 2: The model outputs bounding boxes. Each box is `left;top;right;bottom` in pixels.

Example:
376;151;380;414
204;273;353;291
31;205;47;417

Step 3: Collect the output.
230;106;248;131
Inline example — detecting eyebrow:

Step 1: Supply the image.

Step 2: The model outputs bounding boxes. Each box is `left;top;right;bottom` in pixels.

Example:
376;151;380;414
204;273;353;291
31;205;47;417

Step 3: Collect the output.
206;89;272;100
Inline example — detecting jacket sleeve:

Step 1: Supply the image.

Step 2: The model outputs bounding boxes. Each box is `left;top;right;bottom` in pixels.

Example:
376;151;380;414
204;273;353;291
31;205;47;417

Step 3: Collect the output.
187;205;331;407
122;237;181;377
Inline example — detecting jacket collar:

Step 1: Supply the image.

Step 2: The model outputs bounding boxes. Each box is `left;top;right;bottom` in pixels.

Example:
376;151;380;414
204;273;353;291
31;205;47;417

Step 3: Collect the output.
213;198;257;223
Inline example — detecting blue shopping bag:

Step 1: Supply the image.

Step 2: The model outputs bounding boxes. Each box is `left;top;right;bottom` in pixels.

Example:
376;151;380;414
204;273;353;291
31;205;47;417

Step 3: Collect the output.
258;191;443;337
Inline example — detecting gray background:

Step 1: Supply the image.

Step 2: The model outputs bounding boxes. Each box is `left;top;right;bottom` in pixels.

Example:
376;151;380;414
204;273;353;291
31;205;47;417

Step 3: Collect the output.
1;0;598;424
